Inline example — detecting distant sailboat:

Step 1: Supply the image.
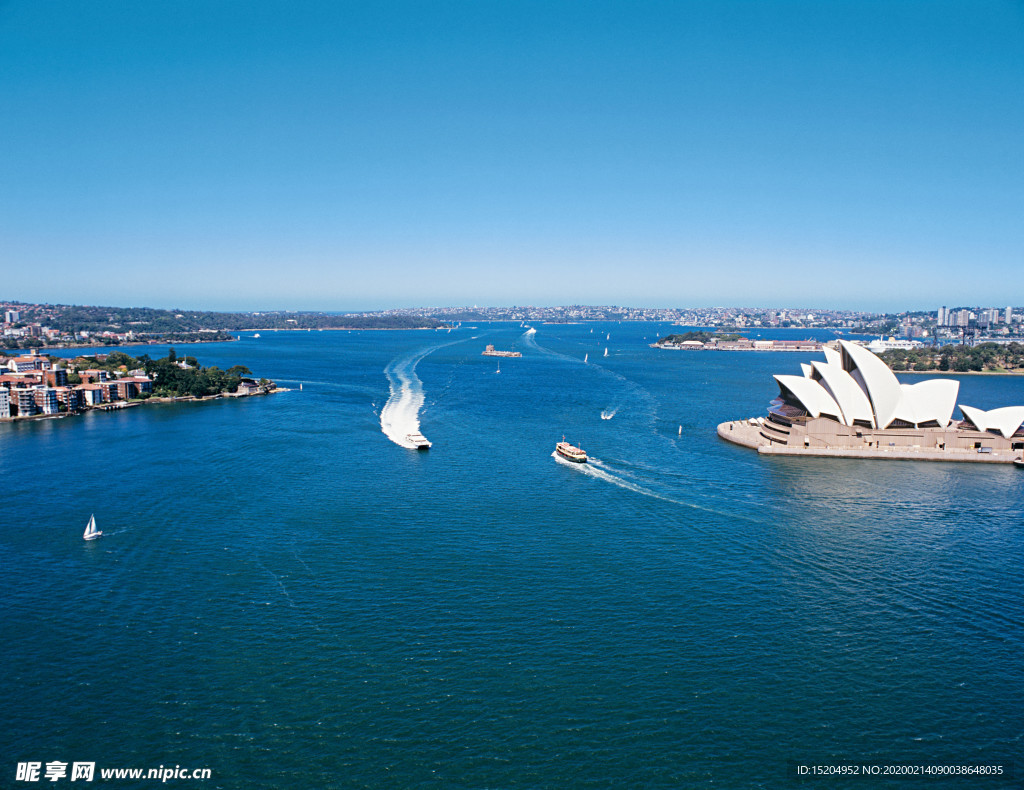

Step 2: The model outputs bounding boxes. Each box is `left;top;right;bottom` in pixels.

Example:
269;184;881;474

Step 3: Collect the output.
584;353;588;363
603;348;609;357
606;333;610;340
496;361;501;374
83;514;102;541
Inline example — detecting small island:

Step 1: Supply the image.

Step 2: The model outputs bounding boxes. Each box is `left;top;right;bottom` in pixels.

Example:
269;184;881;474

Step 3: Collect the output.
0;347;279;421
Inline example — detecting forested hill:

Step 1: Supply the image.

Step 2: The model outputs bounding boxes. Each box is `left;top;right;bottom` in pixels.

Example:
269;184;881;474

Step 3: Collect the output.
878;342;1024;373
9;302;443;334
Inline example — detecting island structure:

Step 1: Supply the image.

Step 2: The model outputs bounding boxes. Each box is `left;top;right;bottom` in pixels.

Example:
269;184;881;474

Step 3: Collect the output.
718;340;1024;463
482;344;522;357
0;347;278;421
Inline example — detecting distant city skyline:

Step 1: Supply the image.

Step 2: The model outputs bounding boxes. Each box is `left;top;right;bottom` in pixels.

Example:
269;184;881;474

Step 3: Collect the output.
1;1;1021;312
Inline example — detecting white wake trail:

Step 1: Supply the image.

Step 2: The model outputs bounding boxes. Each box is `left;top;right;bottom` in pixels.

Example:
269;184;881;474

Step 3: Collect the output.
380;341;458;448
552;452;758;521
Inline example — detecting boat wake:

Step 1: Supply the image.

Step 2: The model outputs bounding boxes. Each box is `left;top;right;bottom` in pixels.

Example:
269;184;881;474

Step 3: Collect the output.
600;408;618;420
380;341;458;448
552;452;758;520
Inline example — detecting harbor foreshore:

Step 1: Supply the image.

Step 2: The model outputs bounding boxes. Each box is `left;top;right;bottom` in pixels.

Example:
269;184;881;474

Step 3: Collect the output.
718;419;1023;464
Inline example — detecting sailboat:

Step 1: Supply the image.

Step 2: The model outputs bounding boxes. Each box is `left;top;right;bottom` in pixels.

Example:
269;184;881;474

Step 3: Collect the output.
603;347;609;357
496;361;501;374
584;353;588;363
83;514;102;541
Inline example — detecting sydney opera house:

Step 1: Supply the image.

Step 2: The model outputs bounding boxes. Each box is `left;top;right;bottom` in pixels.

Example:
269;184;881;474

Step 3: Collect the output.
719;340;1024;463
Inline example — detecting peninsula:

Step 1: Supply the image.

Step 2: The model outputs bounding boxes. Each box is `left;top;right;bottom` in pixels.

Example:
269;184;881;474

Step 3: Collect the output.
0;300;444;351
719;340;1024;464
0;348;278;421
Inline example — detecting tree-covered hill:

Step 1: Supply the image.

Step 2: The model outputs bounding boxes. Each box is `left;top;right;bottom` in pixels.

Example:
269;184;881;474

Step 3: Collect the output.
879;343;1024;372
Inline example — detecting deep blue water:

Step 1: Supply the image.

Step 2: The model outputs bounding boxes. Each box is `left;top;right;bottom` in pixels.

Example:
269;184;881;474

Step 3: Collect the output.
3;324;1023;788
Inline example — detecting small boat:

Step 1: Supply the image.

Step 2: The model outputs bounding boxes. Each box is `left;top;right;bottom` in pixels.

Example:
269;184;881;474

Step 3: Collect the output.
584;353;588;363
406;432;432;450
253;333;261;338
1015;457;1024;469
555;437;587;463
603;348;609;357
83;514;102;541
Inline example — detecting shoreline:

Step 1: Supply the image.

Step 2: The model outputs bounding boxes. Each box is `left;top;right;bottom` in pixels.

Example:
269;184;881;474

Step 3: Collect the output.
0;387;289;424
893;368;1024;376
717;420;1024;465
32;323;447;351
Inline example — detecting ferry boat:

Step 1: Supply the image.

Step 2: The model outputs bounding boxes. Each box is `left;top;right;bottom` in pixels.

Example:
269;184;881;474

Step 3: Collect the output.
406;432;432;450
555;438;587;463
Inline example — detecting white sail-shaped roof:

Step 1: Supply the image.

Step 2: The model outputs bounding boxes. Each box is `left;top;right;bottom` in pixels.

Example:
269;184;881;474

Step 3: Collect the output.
774;374;844;422
838;340;904;428
811;361;875;427
800;363;814;378
959;405;1024;439
892;380;959;428
822;347;842;368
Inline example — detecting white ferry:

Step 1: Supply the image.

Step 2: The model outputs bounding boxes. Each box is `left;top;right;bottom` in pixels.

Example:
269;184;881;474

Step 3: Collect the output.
406;432;432;450
555;438;587;463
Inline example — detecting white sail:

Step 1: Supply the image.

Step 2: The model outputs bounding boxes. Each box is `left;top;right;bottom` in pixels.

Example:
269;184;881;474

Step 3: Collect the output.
83;514;101;540
603;348;608;357
584;353;588;363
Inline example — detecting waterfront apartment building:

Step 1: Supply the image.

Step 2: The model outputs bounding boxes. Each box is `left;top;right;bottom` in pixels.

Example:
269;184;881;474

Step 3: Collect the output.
15;388;37;417
0;389;9;419
44;369;68;387
34;387;59;415
79;369;110;383
4;309;20;323
76;384;106;406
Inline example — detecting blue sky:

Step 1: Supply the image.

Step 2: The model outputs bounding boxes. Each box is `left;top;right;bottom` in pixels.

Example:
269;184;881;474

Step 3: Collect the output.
1;0;1021;312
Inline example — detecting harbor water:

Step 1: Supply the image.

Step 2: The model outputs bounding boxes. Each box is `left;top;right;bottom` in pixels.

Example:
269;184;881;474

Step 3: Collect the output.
3;323;1023;788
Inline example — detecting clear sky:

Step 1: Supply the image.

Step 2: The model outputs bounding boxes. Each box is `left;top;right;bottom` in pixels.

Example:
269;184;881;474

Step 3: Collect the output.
1;0;1021;312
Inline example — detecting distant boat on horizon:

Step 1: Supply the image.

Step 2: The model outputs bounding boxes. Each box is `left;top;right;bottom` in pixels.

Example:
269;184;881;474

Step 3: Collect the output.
584;353;588;363
83;514;102;541
253;333;261;338
604;347;609;357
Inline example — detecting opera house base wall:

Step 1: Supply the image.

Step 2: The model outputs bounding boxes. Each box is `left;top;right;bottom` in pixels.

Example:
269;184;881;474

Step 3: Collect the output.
717;419;1024;464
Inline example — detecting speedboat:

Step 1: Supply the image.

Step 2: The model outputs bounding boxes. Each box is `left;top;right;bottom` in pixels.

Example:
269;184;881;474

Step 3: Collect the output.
406;432;432;450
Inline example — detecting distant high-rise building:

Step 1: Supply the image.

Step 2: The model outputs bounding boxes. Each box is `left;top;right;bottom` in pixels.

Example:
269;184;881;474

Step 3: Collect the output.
1007;306;1013;324
4;309;20;323
938;306;947;326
